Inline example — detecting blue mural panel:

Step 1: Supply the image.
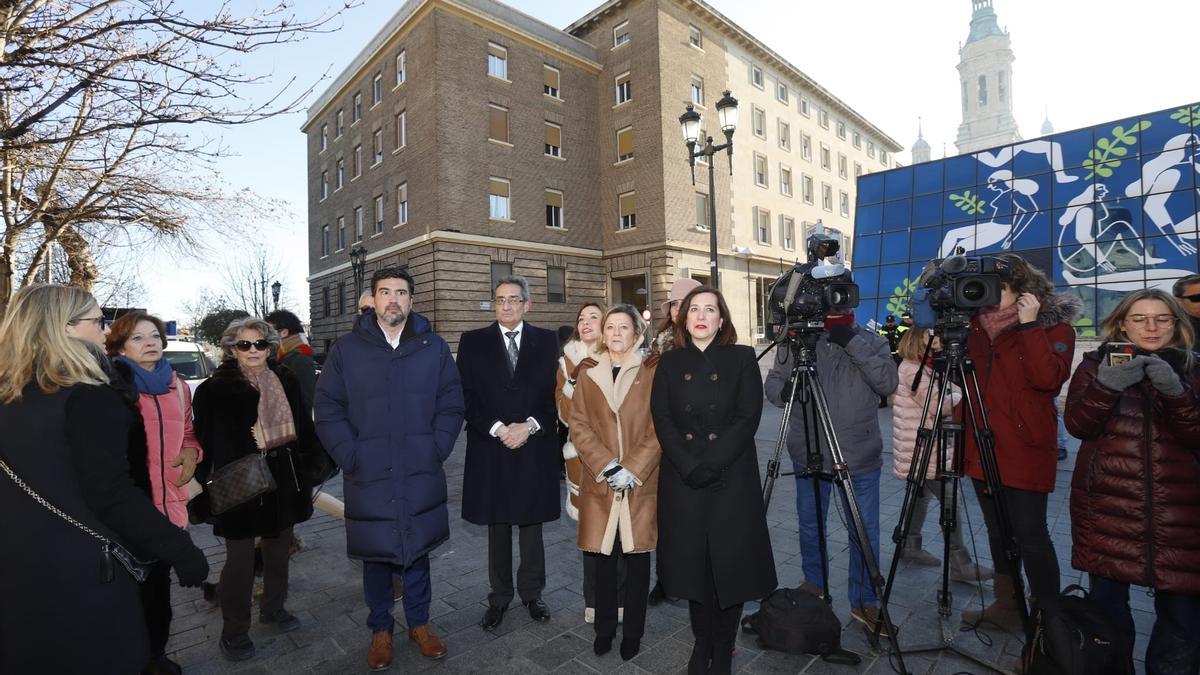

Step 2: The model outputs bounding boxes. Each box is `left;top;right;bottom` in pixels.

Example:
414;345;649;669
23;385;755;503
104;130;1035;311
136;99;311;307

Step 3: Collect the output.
914;162;944;195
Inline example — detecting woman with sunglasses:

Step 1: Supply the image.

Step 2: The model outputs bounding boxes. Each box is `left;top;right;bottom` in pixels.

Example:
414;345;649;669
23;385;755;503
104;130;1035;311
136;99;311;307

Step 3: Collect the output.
1065;289;1200;673
192;318;321;662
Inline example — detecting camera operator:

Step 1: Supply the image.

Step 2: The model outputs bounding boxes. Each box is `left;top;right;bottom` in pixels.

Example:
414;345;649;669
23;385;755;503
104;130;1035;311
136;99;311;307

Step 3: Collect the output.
764;308;898;635
959;254;1081;631
1064;289;1200;674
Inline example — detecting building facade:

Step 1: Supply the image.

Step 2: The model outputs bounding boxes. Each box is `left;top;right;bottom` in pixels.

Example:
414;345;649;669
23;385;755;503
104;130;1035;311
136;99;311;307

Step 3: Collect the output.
304;0;900;350
954;0;1021;154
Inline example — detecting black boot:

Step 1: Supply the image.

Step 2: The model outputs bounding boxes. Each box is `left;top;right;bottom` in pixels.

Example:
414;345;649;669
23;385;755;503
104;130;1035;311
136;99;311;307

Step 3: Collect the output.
709;641;734;675
687;639;712;674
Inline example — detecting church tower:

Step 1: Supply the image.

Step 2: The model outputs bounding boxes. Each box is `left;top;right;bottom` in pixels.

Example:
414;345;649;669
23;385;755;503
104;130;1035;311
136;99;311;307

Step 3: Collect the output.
911;118;932;164
954;0;1020;153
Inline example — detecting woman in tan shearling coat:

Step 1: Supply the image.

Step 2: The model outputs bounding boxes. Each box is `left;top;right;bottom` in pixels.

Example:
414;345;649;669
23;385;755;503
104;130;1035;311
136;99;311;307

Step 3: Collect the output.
569;304;661;662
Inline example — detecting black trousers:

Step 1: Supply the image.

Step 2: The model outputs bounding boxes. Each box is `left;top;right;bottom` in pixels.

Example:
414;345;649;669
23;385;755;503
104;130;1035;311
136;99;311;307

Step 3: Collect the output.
687;551;743;674
594;534;650;641
219;526;293;637
139;561;173;657
487;523;545;608
972;479;1059;605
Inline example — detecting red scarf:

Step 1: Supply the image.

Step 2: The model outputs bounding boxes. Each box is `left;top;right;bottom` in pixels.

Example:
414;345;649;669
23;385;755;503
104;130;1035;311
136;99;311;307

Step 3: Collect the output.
977;304;1020;342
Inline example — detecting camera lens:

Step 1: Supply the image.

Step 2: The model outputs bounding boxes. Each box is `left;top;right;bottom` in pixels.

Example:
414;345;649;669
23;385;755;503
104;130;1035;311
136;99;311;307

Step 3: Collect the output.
960;280;986;302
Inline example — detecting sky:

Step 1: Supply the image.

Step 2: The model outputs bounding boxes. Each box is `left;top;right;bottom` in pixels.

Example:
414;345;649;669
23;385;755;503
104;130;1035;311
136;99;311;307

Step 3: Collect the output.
137;0;1200;323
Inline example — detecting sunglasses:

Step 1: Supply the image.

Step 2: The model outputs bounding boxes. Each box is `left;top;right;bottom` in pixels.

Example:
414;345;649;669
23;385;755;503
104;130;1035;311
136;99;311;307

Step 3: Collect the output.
234;339;271;352
1179;293;1200;303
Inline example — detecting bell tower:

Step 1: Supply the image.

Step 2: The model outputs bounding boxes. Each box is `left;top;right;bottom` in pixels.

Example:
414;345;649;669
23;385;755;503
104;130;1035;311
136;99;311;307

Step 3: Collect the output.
954;0;1020;153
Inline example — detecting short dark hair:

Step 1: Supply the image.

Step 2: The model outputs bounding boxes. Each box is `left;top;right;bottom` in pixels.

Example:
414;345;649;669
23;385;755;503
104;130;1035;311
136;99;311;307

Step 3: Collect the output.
1173;273;1200;297
105;311;168;355
371;266;414;294
998;253;1054;301
265;309;303;335
673;286;738;348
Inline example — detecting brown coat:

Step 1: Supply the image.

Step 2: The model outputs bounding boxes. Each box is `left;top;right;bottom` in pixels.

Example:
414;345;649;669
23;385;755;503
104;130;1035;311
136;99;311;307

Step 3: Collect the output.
568;349;661;554
556;339;598;521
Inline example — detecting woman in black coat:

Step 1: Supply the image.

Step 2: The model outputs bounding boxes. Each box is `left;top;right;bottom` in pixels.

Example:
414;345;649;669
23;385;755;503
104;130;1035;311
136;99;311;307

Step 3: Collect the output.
651;287;777;675
192;318;317;662
0;285;208;675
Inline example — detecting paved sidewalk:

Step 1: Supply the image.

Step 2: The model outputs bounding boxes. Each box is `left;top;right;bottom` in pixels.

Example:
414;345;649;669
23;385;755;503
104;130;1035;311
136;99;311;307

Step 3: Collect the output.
167;401;1155;674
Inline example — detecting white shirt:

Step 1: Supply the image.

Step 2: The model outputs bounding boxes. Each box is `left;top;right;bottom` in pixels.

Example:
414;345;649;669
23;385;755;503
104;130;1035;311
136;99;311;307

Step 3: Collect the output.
379;319;404;349
489;320;540;437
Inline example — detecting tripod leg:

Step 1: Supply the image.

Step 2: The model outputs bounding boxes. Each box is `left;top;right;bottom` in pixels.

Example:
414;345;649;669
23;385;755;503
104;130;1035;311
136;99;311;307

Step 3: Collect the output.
763;358;806;507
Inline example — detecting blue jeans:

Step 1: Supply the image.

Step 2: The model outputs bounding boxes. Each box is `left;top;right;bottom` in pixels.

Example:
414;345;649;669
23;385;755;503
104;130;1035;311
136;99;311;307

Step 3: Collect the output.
1089;574;1200;675
793;465;882;609
363;556;431;632
1056;408;1068;448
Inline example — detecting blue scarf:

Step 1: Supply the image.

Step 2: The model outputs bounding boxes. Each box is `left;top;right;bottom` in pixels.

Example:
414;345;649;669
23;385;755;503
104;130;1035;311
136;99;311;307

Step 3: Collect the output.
113;355;175;395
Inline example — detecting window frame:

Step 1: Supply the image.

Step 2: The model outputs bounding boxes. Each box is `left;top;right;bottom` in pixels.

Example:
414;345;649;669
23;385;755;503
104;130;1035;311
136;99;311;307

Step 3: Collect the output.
373;194;384;235
546;266;566;303
614;71;631;105
750;64;764;89
320;224;330;257
320;124;328;152
751;105;765;139
820;143;831;171
544;121;563;158
753;152;768;188
818;108;829;129
394;110;407;150
695;191;710;229
354;205;364;241
689;24;703;49
353;144;362;178
754;206;771;245
321;171;329;200
488;103;510;145
836;120;846;140
839;190;850;217
781;215;795;251
838;153;847;179
780;164;793;197
372;72;383;106
617;190;636;230
336;109;344;137
613;20;630;48
777;119;790;151
852;130;862;148
353;92;362;123
799;97;810;117
776;80;789;104
690;74;704;107
395;50;406;86
372;129;383;166
544;188;564;229
800;133;812;161
487;42;509;81
336;216;346;250
488;176;512;221
615;126;634;163
821;182;833;211
543;64;561;99
396;183;409;226
335;157;345;190
802;174;814;204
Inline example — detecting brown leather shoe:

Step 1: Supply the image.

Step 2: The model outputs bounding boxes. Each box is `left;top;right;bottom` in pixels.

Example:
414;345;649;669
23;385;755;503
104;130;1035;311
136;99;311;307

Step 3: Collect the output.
367;630;392;671
408;624;448;659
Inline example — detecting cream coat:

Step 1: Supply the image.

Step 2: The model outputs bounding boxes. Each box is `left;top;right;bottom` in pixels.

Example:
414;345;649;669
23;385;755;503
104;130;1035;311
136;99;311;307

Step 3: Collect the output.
556;339;599;521
891;359;961;481
568;348;661;554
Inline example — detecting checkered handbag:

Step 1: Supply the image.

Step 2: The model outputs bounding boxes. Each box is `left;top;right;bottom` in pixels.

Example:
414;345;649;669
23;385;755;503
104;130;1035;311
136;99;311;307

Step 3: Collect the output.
205;451;277;515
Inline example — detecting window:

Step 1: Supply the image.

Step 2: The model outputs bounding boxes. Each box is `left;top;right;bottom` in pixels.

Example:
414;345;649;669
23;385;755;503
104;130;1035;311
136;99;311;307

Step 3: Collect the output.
750;64;763;89
754;207;771;244
353;92;362;122
978;74;987;106
820;143;831;171
854;161;862;177
373;194;384;235
800;133;812;161
395;111;406;149
372;72;382;105
336;216;346;250
799;97;810;117
545;189;563;228
836;121;846;140
354;206;364;241
818;108;829;129
489;177;510;220
689;24;703;49
547;267;566;303
838;153;847;179
395;51;406;86
961;80;968;115
615;71;631;104
338;281;346;316
396;183;408;225
321;224;330;256
321;171;329;200
336;157;344;189
487;43;508;80
372;129;383;165
852;130;861;148
866;140;876;158
488;104;510;144
695;192;709;229
780;165;793;196
618;191;636;229
616;126;633;162
543;65;560;98
839;190;850;217
336;109;344;137
322;286;330;317
781;215;795;251
880;150;889;166
320;124;328;152
821;183;833;211
802;174;814;204
544;122;562;157
999;70;1008;103
752;106;765;138
753;153;768;187
690;75;704;106
353;144;362;177
778;119;790;150
490;262;513;290
613;21;630;47
776;81;788;104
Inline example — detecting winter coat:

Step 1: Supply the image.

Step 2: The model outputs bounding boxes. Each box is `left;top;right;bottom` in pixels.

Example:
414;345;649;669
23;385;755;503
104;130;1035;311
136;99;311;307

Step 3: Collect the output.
112;360;202;528
1065;349;1200;593
763;326;898;476
458;322;561;526
963;293;1081;493
892;359;961;480
569;349;661;554
192;361;316;540
652;343;777;607
314;312;464;566
280;344;318;414
0;383;204;674
556;339;600;521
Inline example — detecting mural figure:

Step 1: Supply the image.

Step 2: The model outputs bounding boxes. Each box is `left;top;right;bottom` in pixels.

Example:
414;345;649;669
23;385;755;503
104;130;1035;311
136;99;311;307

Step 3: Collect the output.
975;139;1079;184
1124;132;1200;256
987;170;1041;247
1056;184;1160;280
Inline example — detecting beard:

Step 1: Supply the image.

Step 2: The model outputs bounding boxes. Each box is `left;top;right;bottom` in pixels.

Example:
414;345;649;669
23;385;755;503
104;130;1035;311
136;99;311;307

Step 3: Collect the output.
380;305;408;327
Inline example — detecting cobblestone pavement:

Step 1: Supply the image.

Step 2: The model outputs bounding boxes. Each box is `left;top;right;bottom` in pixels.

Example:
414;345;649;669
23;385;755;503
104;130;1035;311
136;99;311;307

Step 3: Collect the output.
168;397;1155;674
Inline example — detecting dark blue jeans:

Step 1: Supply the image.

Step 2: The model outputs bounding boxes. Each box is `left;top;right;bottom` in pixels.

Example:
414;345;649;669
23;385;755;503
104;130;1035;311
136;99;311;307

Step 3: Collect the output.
793;466;882;608
363;556;431;633
1090;574;1200;675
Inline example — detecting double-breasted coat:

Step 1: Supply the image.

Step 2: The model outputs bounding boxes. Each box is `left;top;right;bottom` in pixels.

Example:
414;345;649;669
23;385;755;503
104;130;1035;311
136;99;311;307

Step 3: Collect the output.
651;343;777;607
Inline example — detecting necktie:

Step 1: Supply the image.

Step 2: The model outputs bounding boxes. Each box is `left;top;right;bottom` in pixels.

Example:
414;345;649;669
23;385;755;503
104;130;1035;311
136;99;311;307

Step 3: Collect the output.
505;330;519;374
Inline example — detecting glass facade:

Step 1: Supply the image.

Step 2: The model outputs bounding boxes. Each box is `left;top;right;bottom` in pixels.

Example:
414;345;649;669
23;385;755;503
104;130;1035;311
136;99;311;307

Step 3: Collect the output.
852;101;1200;335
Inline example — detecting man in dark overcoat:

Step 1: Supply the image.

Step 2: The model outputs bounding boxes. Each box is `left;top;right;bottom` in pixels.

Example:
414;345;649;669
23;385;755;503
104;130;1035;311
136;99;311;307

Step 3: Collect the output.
458;275;560;630
315;266;465;668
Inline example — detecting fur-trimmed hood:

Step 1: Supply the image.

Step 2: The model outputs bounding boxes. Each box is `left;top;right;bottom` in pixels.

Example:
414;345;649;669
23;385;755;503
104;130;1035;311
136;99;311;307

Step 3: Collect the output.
1035;291;1084;328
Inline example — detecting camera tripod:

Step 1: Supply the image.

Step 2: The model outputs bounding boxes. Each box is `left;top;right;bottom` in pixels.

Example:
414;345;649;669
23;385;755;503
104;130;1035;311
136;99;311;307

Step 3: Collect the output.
760;323;906;668
874;315;1031;674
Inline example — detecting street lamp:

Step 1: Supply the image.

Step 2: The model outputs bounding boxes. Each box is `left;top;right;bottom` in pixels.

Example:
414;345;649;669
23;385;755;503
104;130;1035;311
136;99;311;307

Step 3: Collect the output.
271;280;281;311
680;90;738;289
349;245;368;302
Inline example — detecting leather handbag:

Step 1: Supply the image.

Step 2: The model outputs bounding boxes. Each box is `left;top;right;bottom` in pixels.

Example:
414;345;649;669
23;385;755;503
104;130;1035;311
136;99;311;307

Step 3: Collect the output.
205;451;277;515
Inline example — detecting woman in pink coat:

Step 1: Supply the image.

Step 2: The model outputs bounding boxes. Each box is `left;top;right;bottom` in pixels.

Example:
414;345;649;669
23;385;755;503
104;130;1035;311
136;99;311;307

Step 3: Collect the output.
107;311;203;675
891;327;991;583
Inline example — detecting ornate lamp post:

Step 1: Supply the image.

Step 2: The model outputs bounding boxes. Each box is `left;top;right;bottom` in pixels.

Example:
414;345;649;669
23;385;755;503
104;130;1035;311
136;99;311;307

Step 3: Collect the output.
680;90;738;289
270;280;281;311
349;245;368;302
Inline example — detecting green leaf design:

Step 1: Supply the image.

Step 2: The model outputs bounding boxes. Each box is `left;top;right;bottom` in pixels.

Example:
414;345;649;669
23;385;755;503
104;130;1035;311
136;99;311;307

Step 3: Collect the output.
948;190;986;215
1097;137;1111;150
886;277;919;317
1110;146;1128;157
1097;166;1113;177
1171;105;1200;128
1084;121;1152;180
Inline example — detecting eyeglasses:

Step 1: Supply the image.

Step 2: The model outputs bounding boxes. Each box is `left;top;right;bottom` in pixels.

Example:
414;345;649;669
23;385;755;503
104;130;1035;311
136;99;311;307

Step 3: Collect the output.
234;339;272;352
1125;314;1177;327
70;315;105;328
494;296;525;307
1178;293;1200;303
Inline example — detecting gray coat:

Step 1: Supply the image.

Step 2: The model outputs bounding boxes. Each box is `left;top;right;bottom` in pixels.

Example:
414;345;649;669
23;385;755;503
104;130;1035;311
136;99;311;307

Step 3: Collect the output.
764;326;897;476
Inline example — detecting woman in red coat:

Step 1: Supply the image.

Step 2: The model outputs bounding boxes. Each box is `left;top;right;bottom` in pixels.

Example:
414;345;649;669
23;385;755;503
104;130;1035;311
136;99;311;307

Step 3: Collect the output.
960;254;1081;632
1065;288;1200;674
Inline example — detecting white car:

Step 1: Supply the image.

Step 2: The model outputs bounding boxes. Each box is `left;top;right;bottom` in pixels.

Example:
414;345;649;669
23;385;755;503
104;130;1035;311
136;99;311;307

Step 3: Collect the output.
163;338;217;393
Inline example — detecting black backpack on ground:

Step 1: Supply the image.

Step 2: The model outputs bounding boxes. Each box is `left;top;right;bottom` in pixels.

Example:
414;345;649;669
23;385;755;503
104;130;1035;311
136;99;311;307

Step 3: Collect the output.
741;587;860;665
1023;585;1133;675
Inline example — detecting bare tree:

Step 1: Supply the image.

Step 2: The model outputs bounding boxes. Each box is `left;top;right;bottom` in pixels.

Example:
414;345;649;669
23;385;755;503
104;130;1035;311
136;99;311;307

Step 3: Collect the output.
216;243;289;318
0;0;349;315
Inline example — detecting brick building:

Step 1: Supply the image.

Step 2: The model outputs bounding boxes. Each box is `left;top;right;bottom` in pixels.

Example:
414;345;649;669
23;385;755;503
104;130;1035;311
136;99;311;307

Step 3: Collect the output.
304;0;900;351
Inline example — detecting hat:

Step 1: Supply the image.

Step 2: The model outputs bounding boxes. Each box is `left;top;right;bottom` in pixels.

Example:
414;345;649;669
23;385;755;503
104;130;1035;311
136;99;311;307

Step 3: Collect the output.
901;311;912;318
885;314;895;321
661;278;703;315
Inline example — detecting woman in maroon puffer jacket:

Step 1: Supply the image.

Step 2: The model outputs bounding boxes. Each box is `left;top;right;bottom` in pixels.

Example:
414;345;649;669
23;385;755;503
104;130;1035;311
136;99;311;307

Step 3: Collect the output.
1065;288;1200;675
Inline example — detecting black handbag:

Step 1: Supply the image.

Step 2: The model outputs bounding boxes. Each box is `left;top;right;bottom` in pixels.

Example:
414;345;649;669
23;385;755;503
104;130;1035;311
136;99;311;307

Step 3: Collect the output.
205;451;277;515
0;455;154;583
742;587;861;665
1023;584;1133;675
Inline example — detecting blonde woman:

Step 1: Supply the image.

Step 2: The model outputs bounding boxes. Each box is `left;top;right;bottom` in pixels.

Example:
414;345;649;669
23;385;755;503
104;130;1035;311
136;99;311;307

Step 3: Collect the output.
569;305;661;662
0;285;208;675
